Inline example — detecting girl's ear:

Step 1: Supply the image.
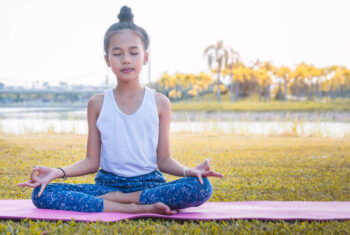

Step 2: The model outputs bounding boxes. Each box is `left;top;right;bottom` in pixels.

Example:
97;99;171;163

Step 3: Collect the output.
143;52;149;65
104;55;110;67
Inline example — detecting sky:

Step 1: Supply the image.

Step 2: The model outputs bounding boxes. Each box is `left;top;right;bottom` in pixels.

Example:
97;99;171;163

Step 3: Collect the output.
0;0;349;87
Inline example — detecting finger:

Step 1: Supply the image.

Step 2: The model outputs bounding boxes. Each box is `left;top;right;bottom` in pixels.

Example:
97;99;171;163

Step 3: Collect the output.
206;170;224;177
202;170;215;175
202;170;224;178
17;181;29;187
28;181;41;188
204;159;211;171
30;169;39;181
18;181;40;188
197;174;204;185
209;172;225;178
17;180;35;186
30;168;36;176
38;184;47;197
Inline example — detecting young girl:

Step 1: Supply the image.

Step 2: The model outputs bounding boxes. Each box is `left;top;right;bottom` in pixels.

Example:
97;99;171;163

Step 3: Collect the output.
18;5;224;215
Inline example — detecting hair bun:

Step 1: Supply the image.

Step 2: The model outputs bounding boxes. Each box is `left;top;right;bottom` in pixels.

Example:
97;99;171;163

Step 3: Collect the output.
118;6;134;23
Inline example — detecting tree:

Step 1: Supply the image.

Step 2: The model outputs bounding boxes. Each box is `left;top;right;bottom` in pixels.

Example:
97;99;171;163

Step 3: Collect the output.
225;48;241;102
203;40;230;102
255;67;271;102
274;66;291;101
247;59;263;100
291;63;308;100
309;66;322;100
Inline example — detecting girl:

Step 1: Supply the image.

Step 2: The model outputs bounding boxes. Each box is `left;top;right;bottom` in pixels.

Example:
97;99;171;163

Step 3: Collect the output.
18;6;224;215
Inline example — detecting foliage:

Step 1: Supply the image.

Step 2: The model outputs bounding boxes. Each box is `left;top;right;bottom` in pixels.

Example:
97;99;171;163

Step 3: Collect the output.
156;42;350;103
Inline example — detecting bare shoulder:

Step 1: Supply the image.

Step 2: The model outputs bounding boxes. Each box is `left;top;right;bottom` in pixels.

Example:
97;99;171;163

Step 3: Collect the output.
87;92;104;117
154;91;171;115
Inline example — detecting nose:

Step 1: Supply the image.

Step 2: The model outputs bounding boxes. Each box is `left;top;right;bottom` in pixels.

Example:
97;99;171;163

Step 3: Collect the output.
122;54;131;64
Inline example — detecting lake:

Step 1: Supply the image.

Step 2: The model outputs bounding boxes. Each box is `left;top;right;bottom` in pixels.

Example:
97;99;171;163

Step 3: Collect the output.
0;107;349;138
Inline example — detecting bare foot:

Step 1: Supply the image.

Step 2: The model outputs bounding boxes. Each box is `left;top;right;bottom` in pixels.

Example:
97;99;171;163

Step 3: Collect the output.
145;202;178;215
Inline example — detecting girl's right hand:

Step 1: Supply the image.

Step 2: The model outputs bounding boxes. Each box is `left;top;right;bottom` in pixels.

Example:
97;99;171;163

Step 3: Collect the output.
17;165;61;197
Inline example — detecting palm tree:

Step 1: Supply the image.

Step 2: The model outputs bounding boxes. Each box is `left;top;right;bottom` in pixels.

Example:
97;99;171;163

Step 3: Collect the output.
203;40;230;102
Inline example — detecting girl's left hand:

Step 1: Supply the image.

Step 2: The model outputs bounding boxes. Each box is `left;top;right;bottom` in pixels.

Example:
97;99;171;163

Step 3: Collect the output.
185;158;224;184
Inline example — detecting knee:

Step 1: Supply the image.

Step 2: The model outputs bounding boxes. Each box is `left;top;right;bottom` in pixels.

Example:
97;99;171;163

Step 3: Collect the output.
31;185;50;209
189;177;213;205
31;186;41;208
199;177;213;201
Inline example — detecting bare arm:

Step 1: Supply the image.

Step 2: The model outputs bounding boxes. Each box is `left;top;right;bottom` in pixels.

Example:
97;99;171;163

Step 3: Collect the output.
18;95;103;196
155;93;224;184
57;96;103;177
57;95;102;178
156;93;186;177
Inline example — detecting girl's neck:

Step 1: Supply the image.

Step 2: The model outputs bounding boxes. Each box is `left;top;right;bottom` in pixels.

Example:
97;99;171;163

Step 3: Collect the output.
114;78;144;98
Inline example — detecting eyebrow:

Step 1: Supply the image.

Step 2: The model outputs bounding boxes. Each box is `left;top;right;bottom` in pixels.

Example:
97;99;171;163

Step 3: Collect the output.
111;46;139;51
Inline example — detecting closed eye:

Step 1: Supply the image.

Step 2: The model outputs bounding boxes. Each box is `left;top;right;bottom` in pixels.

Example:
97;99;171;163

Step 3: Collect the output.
113;53;139;56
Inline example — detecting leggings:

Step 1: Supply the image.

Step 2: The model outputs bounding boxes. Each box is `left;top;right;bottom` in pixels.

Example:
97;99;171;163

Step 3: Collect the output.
31;169;213;213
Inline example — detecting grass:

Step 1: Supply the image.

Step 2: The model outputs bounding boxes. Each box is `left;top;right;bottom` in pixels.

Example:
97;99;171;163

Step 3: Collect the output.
171;93;350;111
0;132;349;234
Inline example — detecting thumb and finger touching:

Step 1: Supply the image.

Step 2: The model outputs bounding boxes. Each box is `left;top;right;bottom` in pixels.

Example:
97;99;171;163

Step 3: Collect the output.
17;168;39;187
204;159;211;171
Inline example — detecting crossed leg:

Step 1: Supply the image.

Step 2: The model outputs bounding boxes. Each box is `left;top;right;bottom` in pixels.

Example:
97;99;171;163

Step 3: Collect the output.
97;191;177;214
97;176;213;212
97;190;141;204
32;183;177;215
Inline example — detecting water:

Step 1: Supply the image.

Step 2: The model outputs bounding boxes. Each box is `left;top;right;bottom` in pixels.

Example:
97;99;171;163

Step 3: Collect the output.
0;107;349;137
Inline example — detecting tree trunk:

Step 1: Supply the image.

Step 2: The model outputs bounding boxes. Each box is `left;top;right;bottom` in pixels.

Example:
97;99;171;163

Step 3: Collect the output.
230;82;234;102
315;81;320;100
329;85;333;100
296;81;299;101
283;79;288;101
249;79;252;101
308;83;314;101
230;73;234;102
217;68;221;102
277;83;283;100
340;85;344;98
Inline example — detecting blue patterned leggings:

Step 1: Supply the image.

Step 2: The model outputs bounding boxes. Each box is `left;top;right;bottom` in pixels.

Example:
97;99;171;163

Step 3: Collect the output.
31;169;213;213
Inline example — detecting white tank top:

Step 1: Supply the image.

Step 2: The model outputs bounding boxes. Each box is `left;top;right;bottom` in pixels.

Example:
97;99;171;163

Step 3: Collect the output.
96;86;159;177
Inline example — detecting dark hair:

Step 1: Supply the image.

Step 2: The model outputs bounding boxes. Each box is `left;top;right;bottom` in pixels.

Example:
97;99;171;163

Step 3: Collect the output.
103;6;150;55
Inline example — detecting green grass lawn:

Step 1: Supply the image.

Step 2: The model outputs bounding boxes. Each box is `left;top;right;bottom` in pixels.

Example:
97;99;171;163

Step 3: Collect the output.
0;132;349;234
171;93;350;111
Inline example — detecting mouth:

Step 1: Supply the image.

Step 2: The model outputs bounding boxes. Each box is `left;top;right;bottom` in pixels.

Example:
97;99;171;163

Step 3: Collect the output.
121;68;134;73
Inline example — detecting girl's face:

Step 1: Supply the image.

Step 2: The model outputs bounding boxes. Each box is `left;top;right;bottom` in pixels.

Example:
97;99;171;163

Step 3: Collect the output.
105;30;148;83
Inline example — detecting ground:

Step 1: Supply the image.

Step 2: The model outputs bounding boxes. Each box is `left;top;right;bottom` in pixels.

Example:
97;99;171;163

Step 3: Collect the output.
0;132;349;234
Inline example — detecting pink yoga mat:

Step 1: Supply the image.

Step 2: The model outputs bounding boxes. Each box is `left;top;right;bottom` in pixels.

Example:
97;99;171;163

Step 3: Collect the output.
0;200;349;222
